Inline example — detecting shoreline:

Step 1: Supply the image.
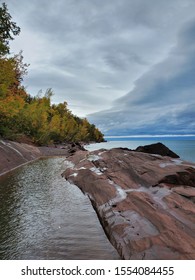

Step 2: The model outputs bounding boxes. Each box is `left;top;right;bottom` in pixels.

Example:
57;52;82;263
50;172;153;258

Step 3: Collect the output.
1;140;195;259
0;140;85;176
0;139;121;259
62;146;195;259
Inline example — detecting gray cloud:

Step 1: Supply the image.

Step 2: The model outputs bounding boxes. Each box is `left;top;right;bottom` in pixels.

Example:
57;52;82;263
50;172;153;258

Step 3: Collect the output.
4;0;195;134
89;18;195;135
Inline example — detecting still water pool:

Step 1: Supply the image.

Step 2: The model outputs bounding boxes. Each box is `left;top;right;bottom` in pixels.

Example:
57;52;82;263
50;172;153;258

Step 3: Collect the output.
0;157;119;260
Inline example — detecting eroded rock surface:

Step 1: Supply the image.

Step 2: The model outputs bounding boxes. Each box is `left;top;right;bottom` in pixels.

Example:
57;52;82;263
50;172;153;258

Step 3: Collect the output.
0;140;78;175
62;146;195;259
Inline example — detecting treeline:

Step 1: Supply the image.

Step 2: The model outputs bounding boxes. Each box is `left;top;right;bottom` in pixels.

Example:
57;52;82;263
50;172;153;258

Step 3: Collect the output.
0;3;104;145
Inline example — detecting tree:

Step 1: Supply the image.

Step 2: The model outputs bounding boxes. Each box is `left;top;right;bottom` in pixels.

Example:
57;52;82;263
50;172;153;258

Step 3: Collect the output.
0;52;28;99
0;57;16;98
0;3;105;144
0;2;20;56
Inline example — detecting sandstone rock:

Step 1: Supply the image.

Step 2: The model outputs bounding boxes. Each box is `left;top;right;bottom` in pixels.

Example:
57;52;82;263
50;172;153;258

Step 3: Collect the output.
0;140;42;175
0;140;75;175
68;142;86;154
135;142;179;158
62;146;195;259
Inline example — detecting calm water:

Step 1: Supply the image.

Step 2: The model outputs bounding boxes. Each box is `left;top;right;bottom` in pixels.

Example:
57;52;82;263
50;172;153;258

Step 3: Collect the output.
0;157;119;260
86;138;195;163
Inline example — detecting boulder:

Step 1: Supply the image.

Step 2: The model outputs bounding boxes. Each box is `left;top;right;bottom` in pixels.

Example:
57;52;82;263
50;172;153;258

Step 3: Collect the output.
135;142;179;158
68;142;86;154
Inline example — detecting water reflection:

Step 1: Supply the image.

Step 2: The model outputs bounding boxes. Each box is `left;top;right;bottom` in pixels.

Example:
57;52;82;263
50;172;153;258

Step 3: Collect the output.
0;158;119;259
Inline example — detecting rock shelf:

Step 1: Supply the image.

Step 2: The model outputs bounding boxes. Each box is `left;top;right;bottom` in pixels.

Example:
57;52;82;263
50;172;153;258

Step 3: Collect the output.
62;145;195;259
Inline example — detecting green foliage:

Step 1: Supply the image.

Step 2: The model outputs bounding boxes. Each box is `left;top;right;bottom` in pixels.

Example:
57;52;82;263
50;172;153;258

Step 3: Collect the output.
0;2;20;56
0;3;104;145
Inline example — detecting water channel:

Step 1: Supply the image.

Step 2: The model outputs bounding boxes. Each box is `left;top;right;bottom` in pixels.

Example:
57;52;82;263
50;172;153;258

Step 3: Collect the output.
0;157;119;259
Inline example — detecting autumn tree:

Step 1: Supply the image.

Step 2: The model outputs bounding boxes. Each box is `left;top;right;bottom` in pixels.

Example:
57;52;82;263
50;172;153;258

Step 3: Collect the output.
0;52;29;138
0;2;104;144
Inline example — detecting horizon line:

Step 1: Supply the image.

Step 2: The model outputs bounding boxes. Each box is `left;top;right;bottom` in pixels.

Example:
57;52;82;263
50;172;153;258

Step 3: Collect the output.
105;134;195;138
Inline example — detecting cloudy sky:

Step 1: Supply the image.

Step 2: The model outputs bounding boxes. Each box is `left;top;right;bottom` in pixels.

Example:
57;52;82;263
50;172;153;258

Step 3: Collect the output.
5;0;195;136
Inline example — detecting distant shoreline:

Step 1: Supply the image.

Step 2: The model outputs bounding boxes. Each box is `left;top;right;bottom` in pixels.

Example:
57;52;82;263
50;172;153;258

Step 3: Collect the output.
105;135;195;140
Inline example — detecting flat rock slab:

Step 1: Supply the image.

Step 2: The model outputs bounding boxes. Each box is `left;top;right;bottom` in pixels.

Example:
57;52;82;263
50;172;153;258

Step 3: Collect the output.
0;140;80;175
62;147;195;259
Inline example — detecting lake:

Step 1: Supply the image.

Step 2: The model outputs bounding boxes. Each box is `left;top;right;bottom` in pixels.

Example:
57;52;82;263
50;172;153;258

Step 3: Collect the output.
85;137;195;163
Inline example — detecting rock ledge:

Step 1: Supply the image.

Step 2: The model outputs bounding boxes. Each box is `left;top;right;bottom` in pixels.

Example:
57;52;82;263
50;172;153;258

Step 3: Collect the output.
62;144;195;259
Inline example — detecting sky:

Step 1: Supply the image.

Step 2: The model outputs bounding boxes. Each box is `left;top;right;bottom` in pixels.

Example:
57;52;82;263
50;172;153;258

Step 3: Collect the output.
4;0;195;136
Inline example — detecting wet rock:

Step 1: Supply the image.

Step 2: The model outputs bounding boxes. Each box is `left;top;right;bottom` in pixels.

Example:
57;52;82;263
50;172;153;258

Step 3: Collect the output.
68;142;86;154
62;145;195;260
0;140;42;175
0;140;83;175
135;142;179;158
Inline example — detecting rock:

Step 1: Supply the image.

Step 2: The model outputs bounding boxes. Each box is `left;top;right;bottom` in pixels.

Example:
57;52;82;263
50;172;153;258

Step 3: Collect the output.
158;167;195;186
68;142;86;154
135;142;179;158
62;145;195;260
0;140;42;175
0;140;84;175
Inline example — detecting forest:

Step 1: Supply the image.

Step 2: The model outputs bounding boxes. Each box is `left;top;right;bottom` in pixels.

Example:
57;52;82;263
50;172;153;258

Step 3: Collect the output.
0;3;104;145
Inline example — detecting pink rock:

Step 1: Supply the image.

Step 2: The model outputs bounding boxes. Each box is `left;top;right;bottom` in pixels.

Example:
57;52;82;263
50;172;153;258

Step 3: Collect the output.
62;146;195;259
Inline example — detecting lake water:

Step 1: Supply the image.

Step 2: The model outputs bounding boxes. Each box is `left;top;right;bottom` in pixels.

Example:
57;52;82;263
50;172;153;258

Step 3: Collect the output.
85;137;195;163
0;157;119;260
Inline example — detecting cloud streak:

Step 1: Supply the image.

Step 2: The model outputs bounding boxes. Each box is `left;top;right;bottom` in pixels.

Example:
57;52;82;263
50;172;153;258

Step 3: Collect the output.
5;0;195;134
